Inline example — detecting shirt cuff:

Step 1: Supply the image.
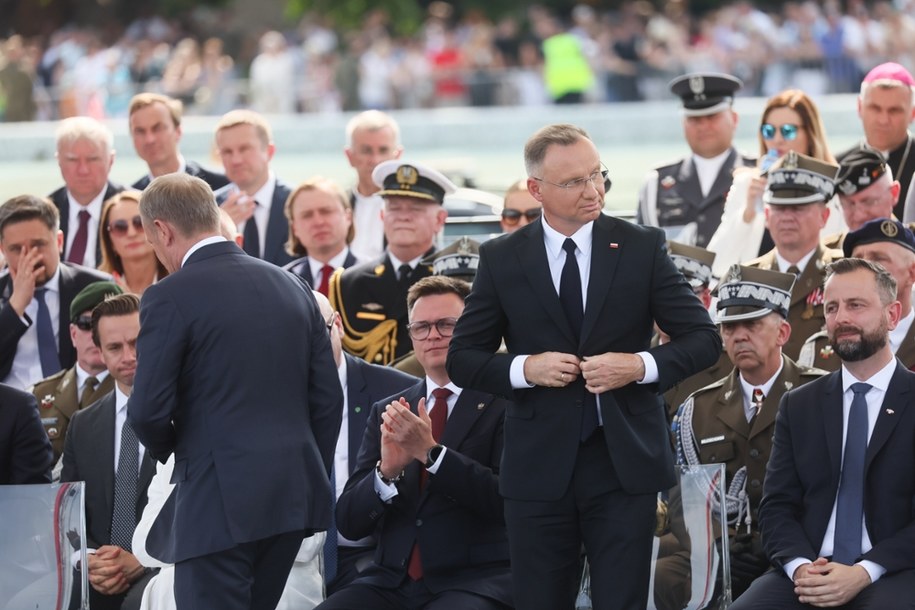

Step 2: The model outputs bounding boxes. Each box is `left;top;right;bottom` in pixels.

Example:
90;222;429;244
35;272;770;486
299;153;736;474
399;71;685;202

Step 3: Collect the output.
783;557;812;580
637;351;658;384
373;471;399;502
510;356;535;389
426;446;447;474
857;560;885;584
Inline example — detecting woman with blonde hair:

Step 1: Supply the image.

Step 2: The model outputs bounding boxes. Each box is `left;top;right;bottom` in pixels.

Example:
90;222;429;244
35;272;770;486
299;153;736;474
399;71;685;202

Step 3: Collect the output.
707;89;845;276
98;190;166;295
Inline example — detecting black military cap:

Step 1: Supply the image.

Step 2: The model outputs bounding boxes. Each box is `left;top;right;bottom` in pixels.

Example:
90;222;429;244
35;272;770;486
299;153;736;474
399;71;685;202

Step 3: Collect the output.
372;160;457;204
764;151;839;205
836;149;889;197
668;73;742;117
668;241;715;289
843;218;915;257
69;281;124;322
421;236;480;283
715;265;796;323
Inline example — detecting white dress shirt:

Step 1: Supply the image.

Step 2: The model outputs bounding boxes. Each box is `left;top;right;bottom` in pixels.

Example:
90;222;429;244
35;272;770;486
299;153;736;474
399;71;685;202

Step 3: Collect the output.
3;267;61;390
350;190;386;262
737;358;784;422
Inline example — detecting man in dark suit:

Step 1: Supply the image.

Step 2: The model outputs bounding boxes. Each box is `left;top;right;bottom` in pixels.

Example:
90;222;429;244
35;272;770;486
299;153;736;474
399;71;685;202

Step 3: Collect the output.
312;290;417;594
282;177;359;295
319;275;512;609
733;257;915;608
48;116;124;268
0;382;53;484
447;124;721;610
0;195;111;390
128;93;229;192
329;160;452;366
213;109;294;266
128;173;343;609
61;293;156;610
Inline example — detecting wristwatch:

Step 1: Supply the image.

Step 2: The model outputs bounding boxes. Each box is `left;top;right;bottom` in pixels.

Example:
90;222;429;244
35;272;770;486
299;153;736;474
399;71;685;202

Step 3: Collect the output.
375;460;404;485
425;444;445;468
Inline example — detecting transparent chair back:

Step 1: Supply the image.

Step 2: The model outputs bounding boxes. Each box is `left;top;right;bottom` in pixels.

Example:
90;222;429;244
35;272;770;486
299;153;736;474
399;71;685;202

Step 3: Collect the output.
577;463;731;610
0;482;87;610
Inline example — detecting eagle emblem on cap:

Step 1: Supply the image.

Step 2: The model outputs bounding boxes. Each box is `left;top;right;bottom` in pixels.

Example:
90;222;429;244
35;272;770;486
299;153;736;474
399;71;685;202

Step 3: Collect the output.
881;220;899;237
782;151;799;170
689;75;705;97
395;165;419;188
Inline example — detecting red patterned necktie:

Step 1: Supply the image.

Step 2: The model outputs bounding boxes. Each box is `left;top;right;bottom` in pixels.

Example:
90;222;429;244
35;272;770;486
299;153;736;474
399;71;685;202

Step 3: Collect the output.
751;388;765;419
407;387;452;580
317;264;334;296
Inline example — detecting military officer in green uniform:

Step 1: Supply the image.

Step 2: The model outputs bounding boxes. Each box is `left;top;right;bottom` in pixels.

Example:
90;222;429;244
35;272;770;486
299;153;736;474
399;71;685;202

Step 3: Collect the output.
655;265;826;609
744;151;843;360
799;217;915;371
637;73;754;248
660;241;729;421
28;281;122;460
329;160;454;365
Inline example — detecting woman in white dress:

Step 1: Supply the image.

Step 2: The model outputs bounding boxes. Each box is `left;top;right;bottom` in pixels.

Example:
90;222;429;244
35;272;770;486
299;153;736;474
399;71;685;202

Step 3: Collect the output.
707;89;846;277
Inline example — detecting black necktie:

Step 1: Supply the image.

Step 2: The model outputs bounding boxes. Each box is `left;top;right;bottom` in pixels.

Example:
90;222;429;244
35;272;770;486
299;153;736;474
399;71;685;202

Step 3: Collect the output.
559;238;583;338
397;264;413;291
34;288;61;377
110;418;139;550
787;265;800;277
833;382;870;564
243;202;261;258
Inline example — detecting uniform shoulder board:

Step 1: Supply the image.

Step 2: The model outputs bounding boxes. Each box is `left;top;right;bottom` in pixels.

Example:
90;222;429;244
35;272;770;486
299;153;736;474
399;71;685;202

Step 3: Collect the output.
688;375;729;398
823;247;845;263
802;328;829;345
799;365;830;377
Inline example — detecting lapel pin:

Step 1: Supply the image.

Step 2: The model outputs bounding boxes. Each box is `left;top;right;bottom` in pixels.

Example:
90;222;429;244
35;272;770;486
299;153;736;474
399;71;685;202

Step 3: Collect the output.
886;409;895;415
724;389;734;401
610;243;619;249
477;403;485;410
354;406;362;413
784;381;794;391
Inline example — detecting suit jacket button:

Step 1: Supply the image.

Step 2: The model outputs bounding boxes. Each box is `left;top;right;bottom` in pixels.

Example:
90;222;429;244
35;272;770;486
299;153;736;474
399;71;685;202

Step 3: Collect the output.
749;449;760;458
416;519;423;527
750;479;761;488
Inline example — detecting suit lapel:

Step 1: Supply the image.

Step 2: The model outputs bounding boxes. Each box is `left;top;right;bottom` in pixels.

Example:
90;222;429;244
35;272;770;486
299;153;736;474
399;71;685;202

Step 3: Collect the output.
893;316;915;366
581;215;620;345
699;149;738;210
715;371;750;439
58;265;77;357
346;356;371;468
865;362;910;469
820;373;844;485
750;358;795;439
264;181;290;264
94;393;117;516
55;368;81;420
517;222;577;344
440;389;492;449
677;159;703;209
791;246;824;307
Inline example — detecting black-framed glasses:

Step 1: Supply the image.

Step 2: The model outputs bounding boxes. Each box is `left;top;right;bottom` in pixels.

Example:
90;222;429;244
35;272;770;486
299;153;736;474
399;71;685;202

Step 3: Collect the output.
107;215;144;236
760;123;801;141
532;164;611;193
501;207;542;225
73;315;93;331
406;317;458;341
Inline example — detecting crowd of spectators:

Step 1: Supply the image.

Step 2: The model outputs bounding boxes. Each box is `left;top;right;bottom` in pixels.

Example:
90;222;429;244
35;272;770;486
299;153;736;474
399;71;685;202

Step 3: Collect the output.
1;0;915;122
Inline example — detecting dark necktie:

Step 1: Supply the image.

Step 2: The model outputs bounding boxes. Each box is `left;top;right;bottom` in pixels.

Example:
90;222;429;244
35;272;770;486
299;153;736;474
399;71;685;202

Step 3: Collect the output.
67;209;91;264
787;265;800;277
323;464;338;585
833;382;870;564
408;387;452;581
397;264;413;291
80;376;98;408
243;202;261;258
559;238;583;338
317;264;334;296
110;417;139;551
34;288;61;377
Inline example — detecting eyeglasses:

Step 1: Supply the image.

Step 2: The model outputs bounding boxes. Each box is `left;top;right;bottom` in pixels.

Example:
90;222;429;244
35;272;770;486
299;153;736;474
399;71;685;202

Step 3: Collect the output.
760;123;801;141
73;315;93;332
406;317;458;341
324;312;336;332
532;164;611;193
107;215;144;236
501;207;542;225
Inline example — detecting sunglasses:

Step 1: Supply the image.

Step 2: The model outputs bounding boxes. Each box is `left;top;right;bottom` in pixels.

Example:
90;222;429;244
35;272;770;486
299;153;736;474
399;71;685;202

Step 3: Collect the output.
107;215;144;236
73;315;93;332
501;207;542;225
760;123;801;141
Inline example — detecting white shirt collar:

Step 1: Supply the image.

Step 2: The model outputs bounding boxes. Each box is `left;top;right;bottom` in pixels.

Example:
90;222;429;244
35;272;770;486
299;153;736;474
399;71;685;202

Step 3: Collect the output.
308;247;351;282
540;216;594;262
182;236;228;267
251;170;277;211
775;247;817;274
738;356;785;418
890;307;914;355
841;356;896;393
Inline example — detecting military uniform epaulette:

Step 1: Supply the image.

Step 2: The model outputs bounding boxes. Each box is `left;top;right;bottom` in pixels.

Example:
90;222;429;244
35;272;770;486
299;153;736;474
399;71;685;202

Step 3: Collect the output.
684;375;728;400
28;368;68;394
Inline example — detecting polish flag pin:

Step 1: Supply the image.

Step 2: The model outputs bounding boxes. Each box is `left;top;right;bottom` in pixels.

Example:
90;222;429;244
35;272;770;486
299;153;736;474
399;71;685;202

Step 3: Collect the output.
610;243;619;249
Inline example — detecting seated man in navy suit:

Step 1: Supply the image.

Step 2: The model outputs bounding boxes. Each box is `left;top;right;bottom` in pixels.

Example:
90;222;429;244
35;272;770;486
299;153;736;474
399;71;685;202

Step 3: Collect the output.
732;258;915;608
318;276;513;609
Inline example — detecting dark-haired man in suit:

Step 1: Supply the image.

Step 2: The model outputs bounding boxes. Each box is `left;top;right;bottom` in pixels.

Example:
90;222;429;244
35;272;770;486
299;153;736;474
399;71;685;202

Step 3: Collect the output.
732;258;915;608
319;275;512;609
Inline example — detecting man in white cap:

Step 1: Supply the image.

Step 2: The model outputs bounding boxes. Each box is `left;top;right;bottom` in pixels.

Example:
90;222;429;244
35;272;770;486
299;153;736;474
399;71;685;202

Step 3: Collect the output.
638;72;754;248
330;161;454;365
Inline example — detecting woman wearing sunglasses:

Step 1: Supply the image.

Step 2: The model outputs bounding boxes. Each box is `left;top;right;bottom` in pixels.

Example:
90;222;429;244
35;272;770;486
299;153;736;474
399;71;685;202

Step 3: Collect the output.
99;190;167;295
707;89;845;277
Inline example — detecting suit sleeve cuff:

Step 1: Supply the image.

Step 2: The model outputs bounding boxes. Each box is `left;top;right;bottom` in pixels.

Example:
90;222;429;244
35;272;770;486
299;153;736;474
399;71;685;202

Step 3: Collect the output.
783;557;812;580
637;351;658;384
857;560;885;584
510;356;535;389
373;471;399;502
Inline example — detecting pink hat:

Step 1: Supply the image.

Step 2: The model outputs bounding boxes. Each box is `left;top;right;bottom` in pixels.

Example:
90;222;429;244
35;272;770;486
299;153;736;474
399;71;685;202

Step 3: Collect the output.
863;62;915;87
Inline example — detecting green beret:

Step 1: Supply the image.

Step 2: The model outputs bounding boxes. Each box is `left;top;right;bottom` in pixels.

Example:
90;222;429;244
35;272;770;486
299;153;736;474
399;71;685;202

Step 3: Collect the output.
69;281;124;322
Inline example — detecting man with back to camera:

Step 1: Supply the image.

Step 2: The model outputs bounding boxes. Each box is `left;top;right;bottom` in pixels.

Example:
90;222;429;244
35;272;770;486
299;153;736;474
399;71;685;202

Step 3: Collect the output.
447;123;721;610
127;173;343;609
731;257;915;609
